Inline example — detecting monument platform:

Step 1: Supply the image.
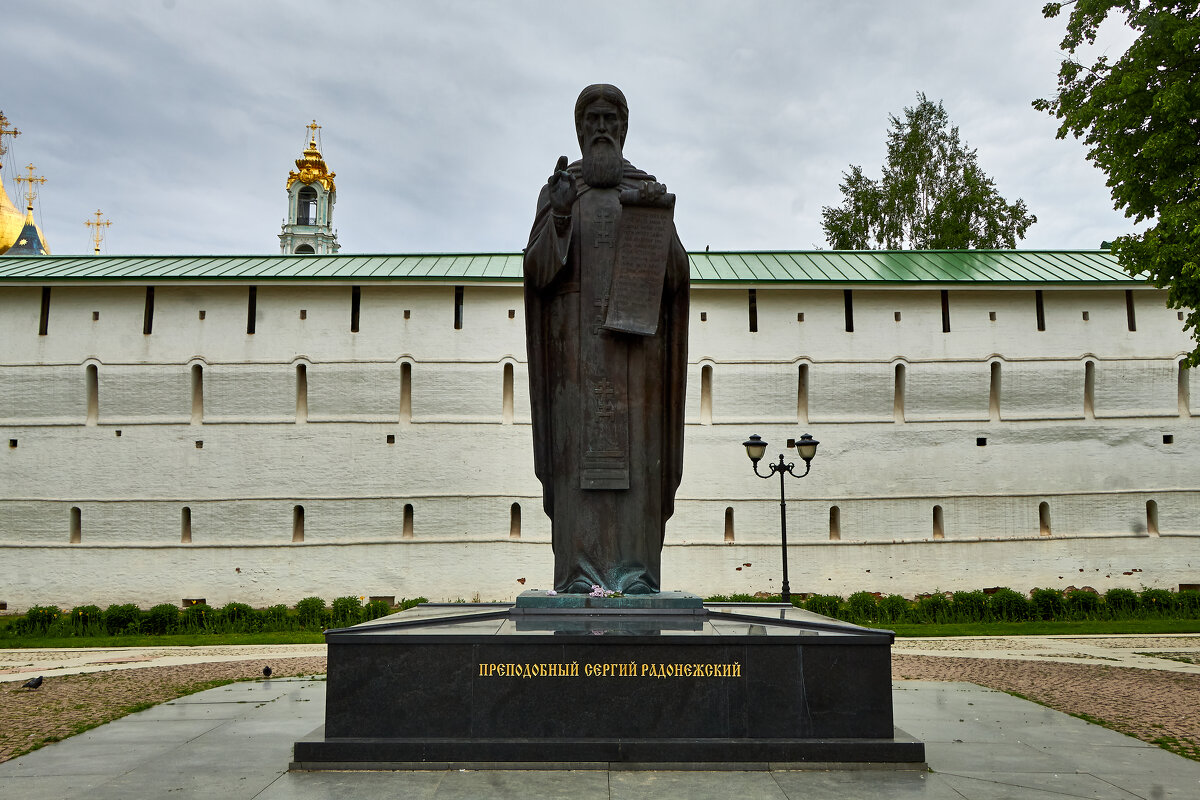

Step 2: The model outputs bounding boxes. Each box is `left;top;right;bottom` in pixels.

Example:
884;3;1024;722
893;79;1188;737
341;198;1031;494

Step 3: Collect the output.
291;599;925;768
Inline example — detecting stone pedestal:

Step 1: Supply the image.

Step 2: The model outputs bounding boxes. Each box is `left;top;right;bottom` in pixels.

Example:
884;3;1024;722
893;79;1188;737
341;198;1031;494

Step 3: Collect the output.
291;596;925;769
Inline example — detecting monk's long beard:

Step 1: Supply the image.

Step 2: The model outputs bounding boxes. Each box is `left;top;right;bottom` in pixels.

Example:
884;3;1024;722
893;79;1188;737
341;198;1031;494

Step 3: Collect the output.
581;140;624;188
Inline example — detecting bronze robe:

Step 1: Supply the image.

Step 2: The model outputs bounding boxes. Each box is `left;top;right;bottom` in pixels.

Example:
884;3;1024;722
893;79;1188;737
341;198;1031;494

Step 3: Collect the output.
524;159;689;594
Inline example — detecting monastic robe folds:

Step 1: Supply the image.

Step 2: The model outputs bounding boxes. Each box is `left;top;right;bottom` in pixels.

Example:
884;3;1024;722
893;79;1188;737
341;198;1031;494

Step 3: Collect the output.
524;160;689;594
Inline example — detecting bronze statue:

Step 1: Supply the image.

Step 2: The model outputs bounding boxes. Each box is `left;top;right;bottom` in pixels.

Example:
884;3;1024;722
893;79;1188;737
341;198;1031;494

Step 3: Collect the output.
524;84;689;594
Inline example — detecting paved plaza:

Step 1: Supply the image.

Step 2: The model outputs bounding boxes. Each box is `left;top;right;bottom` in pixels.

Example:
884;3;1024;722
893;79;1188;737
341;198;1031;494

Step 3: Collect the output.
4;635;1200;798
3;677;1200;799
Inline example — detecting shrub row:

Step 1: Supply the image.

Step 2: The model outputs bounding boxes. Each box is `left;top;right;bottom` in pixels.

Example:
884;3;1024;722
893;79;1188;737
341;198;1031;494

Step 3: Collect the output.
706;587;1200;625
4;596;426;639
9;588;1196;639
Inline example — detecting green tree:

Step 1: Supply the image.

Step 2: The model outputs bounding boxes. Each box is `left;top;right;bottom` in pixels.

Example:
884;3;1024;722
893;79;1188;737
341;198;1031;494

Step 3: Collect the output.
1035;1;1200;363
822;93;1036;250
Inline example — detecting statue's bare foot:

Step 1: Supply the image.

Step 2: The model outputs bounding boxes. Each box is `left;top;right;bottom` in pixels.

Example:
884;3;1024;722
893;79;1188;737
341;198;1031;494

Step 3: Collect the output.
561;579;593;595
623;580;654;595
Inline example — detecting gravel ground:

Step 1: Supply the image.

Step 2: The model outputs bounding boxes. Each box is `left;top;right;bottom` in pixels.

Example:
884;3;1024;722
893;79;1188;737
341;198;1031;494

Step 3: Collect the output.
0;656;327;763
4;653;1199;765
894;654;1200;760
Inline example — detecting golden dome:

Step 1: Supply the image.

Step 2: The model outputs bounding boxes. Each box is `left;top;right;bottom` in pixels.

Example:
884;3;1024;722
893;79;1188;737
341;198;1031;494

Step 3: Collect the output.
0;180;24;255
286;124;336;193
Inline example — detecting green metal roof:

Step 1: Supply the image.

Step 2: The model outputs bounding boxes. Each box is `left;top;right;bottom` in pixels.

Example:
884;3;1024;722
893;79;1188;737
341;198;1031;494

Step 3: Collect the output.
0;250;1142;285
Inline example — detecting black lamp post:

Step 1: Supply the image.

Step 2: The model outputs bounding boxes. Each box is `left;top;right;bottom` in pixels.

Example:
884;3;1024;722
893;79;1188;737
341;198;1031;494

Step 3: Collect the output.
742;433;820;605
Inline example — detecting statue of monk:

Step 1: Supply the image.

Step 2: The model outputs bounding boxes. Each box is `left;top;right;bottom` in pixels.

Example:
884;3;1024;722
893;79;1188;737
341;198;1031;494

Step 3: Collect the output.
524;84;689;595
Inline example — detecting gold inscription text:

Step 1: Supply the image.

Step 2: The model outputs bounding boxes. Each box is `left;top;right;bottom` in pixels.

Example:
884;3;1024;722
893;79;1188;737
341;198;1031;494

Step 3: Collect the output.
477;661;740;679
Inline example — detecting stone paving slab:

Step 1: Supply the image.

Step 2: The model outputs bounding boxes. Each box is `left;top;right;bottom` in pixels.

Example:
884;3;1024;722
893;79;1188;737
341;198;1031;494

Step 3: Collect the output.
0;656;327;762
893;654;1200;759
4;634;1200;797
3;678;1200;799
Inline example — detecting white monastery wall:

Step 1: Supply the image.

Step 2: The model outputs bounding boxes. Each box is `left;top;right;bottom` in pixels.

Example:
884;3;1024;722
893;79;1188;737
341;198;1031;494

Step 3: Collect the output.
0;280;1196;610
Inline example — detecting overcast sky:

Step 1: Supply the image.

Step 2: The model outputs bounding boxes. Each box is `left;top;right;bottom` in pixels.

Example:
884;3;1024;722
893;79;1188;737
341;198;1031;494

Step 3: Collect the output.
4;0;1142;256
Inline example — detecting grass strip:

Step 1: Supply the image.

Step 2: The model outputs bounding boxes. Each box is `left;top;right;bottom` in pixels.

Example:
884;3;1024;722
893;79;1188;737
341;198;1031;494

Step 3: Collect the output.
1;630;327;649
886;619;1200;637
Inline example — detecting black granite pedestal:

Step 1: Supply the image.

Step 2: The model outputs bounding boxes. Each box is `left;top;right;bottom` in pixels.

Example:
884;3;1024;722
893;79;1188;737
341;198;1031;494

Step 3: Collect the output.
291;595;925;769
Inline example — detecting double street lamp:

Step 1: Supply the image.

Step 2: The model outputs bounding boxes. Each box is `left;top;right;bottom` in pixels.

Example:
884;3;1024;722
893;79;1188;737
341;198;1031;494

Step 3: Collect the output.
742;433;820;605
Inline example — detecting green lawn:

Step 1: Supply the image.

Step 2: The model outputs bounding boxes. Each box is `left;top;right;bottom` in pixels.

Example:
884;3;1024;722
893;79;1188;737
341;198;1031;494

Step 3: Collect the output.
0;631;327;649
884;619;1200;637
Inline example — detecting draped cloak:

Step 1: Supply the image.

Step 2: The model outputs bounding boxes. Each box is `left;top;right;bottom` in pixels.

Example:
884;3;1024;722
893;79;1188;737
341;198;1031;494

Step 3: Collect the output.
523;159;689;594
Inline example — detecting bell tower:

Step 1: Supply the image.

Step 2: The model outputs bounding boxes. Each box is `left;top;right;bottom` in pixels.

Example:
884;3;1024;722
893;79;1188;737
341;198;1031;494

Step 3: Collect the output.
279;120;339;254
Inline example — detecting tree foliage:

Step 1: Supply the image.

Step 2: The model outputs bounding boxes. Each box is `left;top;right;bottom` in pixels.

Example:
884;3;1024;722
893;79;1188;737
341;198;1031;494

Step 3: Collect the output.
822;93;1036;250
1035;1;1200;363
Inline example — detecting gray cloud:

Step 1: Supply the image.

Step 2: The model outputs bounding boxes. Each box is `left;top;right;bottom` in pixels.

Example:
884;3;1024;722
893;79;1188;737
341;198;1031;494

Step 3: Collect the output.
3;0;1142;256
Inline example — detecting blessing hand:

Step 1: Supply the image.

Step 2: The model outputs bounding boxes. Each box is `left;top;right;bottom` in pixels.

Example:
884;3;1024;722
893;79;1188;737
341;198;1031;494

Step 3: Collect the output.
548;155;576;216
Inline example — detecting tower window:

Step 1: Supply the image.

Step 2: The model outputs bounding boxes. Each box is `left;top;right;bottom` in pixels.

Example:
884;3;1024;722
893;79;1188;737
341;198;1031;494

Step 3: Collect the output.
797;364;809;424
38;287;50;335
747;289;758;332
510;503;522;539
989;361;1002;421
143;286;155;335
400;362;412;423
292;505;305;542
294;244;315;255
502;363;514;423
402;503;414;539
191;364;204;424
1038;502;1051;537
1084;360;1096;419
246;286;257;334
298;186;317;225
86;364;99;426
296;364;308;423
